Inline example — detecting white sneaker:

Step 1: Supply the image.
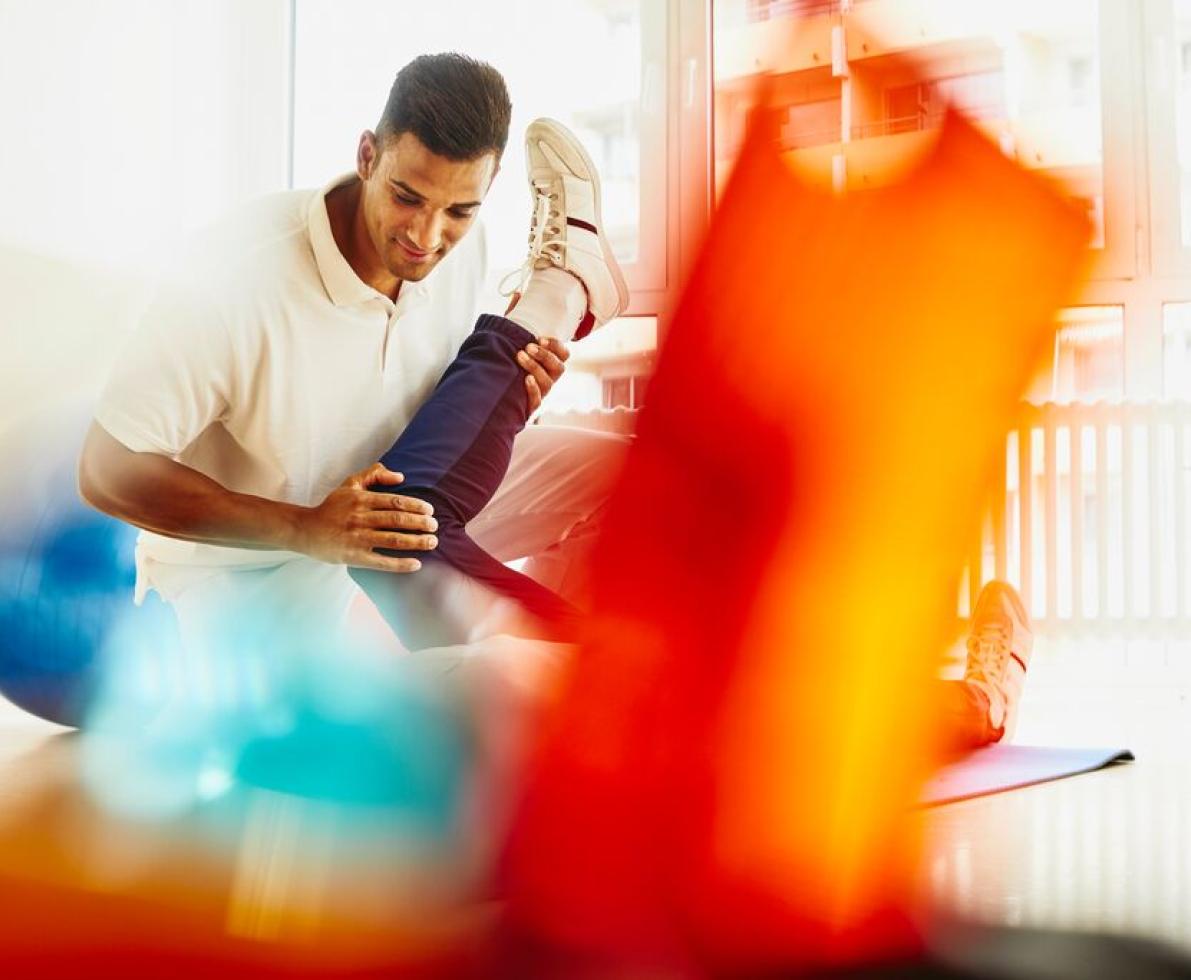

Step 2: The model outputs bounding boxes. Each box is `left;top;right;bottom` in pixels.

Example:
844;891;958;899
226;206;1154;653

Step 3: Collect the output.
963;581;1033;742
500;118;630;339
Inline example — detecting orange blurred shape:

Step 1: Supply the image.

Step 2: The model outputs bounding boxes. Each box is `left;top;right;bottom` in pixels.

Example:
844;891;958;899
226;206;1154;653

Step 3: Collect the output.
502;107;1089;974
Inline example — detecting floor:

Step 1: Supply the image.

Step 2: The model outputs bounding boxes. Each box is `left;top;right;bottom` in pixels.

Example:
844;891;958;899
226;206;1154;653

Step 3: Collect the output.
2;637;1191;963
925;636;1191;955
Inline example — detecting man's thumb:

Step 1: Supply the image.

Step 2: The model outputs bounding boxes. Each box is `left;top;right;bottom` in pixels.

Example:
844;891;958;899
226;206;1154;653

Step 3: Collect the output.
364;463;403;485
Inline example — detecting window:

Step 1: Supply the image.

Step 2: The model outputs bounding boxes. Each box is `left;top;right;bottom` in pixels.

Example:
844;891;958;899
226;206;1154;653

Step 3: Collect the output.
1164;303;1191;398
1146;0;1191;275
781;99;844;148
601;375;652;410
605;377;634;409
292;0;673;310
291;0;710;411
1177;2;1191;247
1045;307;1125;404
713;2;1113;254
713;1;1191;637
0;2;290;274
554;316;657;412
713;1;1191;397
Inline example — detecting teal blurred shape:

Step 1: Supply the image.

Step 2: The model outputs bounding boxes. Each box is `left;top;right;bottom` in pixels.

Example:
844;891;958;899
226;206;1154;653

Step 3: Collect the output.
234;657;470;825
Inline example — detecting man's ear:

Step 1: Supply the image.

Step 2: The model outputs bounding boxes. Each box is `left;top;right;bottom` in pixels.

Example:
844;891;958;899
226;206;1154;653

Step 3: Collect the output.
357;131;379;181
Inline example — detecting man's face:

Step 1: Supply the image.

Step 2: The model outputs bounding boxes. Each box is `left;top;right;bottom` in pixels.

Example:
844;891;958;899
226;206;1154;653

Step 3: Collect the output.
357;130;497;283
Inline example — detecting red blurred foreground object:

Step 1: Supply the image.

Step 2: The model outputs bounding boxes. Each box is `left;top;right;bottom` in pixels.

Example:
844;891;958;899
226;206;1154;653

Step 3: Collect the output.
502;108;1089;975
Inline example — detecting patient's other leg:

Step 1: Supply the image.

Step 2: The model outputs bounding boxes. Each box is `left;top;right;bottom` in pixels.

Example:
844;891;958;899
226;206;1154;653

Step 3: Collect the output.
941;581;1033;752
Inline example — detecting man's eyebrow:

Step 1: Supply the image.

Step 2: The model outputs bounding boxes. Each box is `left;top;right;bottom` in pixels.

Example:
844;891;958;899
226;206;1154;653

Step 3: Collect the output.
388;179;481;209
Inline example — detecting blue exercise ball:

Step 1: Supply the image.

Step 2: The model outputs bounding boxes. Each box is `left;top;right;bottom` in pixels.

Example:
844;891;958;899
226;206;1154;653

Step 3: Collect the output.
0;397;175;728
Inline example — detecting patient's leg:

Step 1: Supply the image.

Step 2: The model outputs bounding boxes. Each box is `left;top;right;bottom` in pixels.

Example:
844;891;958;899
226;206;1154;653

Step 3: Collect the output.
939;679;1002;752
940;581;1034;754
349;314;581;650
350;117;631;650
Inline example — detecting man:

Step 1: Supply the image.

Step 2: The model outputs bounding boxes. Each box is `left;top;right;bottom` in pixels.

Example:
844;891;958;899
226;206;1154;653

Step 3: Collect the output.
78;53;625;665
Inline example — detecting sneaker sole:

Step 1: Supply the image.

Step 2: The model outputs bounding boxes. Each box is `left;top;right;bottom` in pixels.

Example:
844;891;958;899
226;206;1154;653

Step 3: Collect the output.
526;117;631;321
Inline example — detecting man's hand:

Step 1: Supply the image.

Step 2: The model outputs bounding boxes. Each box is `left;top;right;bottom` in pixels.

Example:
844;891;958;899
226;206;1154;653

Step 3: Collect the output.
516;336;570;413
78;425;435;568
294;463;438;572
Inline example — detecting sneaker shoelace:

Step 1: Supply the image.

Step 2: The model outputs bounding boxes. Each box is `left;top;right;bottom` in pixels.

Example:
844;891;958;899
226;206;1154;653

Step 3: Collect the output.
498;180;608;299
964;620;1010;691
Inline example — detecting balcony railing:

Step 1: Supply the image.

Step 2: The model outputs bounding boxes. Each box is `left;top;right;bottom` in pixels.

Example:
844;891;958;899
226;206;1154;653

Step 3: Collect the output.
745;0;841;22
961;401;1191;638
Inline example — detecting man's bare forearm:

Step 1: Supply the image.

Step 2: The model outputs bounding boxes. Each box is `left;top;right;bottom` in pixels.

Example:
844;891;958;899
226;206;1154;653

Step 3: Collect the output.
78;422;303;551
78;422;437;572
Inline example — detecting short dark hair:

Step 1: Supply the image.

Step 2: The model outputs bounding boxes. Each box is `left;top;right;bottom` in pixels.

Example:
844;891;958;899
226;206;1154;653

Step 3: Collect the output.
376;53;512;162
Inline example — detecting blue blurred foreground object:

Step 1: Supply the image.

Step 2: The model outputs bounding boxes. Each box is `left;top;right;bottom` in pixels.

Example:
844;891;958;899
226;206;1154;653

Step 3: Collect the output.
0;399;471;835
0;399;179;727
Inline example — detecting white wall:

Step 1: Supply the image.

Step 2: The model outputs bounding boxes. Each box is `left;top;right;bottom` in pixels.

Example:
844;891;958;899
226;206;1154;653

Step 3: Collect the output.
0;0;290;419
0;0;290;273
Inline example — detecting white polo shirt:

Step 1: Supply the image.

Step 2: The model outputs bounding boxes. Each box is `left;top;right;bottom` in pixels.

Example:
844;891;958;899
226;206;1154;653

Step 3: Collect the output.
95;174;486;602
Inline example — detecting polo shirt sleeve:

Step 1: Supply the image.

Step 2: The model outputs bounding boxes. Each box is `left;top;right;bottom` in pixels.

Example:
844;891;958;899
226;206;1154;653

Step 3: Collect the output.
95;280;236;456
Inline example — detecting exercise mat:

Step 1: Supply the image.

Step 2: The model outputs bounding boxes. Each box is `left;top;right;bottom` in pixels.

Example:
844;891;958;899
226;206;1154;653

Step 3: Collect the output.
921;745;1134;807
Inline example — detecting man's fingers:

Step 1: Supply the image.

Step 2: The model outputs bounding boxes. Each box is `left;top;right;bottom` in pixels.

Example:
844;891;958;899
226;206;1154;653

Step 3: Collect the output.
362;509;438;532
362;489;434;515
537;336;570;363
525;374;542;413
517;350;554;393
352;553;425;574
527;341;567;380
366;530;438;552
352;463;403;489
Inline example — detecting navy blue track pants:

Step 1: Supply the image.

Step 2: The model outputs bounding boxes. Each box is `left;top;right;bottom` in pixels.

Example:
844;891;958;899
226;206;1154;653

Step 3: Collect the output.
348;315;581;634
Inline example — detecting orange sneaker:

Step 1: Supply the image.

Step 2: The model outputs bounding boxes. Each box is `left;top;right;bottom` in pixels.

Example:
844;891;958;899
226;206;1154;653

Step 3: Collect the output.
963;580;1033;742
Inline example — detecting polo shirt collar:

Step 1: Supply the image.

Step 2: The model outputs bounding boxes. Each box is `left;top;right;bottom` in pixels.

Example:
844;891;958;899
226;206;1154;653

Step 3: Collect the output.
307;174;434;311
